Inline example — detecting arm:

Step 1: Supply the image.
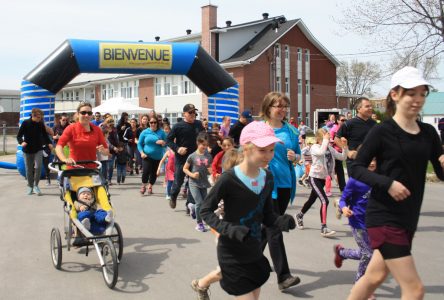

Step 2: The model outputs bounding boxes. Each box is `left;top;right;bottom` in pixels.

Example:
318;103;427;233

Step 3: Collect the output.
137;131;145;153
156;151;169;176
200;175;249;242
166;126;178;153
310;139;329;156
429;126;444;180
183;161;198;179
55;126;75;164
96;129;109;156
16;122;25;145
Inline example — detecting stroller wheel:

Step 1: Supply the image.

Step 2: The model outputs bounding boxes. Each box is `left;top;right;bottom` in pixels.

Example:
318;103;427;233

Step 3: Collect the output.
50;228;62;269
101;239;118;289
112;222;124;262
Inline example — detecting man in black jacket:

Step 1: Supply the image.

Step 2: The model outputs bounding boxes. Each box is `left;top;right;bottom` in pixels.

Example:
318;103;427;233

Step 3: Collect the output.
17;108;53;195
229;110;253;147
166;104;204;209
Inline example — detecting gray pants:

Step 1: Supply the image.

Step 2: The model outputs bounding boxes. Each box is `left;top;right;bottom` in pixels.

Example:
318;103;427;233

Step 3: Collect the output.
23;151;43;188
188;184;207;223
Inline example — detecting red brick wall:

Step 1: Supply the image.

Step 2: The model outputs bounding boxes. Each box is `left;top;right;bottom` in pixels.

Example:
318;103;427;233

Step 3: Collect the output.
139;78;154;109
201;5;217;57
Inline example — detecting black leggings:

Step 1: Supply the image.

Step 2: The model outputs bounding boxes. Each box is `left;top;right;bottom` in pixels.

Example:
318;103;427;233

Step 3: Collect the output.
334;159;346;192
142;157;160;185
301;177;329;225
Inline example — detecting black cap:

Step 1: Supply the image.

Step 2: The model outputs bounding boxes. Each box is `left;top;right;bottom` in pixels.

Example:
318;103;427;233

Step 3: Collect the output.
183;104;198;112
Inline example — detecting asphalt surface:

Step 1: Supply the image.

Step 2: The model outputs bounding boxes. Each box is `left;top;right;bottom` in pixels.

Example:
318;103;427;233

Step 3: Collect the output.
0;155;443;299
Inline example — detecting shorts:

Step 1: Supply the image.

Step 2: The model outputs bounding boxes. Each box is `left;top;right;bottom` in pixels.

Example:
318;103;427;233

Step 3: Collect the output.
305;164;311;174
219;256;271;296
367;226;414;259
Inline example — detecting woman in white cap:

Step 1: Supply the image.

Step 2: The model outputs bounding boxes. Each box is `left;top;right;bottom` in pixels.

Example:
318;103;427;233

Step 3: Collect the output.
347;66;444;300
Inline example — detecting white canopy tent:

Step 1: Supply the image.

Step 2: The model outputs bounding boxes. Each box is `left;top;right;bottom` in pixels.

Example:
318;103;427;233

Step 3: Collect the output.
92;97;152;115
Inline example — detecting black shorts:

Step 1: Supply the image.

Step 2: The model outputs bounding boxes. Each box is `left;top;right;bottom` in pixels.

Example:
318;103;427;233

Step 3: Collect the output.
367;226;414;259
219;255;271;296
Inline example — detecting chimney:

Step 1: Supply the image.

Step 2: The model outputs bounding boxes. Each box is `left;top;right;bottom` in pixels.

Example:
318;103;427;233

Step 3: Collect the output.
226;20;232;27
262;13;269;19
201;4;217;57
186;29;192;35
154;36;160;41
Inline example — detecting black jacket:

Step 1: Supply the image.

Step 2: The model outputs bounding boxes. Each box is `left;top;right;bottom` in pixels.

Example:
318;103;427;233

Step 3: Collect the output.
17;118;52;153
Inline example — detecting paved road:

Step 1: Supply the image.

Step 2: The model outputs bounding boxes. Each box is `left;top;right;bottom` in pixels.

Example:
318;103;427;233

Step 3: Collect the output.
0;159;443;299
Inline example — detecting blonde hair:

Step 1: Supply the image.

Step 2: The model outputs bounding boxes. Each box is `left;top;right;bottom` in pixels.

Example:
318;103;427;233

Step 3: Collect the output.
222;149;243;171
315;128;327;143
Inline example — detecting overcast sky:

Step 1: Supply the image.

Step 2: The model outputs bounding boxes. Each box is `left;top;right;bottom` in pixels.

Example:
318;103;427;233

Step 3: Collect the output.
1;0;442;96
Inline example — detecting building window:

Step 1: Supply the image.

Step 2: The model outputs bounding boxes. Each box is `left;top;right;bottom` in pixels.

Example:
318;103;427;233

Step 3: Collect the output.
182;76;196;94
172;76;179;95
155;78;162;96
121;82;127;98
305;49;310;62
306;112;310;125
285;77;289;93
164;77;171;95
284;45;289;59
276;76;281;92
298;112;301;123
134;80;139;97
298;79;302;94
90;89;95;100
275;44;281;58
297;48;302;61
305;80;310;95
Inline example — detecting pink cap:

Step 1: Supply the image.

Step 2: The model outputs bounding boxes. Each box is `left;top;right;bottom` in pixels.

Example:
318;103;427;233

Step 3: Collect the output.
240;121;282;147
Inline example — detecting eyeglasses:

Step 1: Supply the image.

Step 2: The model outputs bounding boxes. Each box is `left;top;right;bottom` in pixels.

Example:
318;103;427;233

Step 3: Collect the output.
79;111;93;116
271;105;289;110
149;121;157;124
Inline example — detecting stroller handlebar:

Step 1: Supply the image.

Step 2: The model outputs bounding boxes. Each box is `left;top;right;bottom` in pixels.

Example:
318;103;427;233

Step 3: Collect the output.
48;160;102;172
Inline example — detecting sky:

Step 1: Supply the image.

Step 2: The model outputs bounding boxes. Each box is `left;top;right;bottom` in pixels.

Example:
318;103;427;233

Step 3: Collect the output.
0;0;442;97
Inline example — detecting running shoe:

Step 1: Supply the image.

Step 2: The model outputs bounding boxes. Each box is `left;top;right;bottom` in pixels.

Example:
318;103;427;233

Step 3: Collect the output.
27;186;33;195
195;223;207;232
33;186;42;196
191;279;210;300
169;194;177;209
295;213;304;229
278;275;301;291
321;226;336;237
334;244;344;268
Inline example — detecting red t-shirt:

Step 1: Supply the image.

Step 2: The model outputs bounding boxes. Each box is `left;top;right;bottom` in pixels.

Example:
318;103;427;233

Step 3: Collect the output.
58;122;108;166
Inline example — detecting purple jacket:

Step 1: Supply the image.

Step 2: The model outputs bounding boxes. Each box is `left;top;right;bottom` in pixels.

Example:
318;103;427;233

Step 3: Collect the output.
339;177;371;229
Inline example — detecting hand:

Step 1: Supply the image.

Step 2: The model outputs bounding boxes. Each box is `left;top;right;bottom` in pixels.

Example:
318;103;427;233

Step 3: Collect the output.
141;152;147;159
323;131;330;140
21;142;27;147
347;150;358;160
129;139;134;143
340;137;348;148
342;206;353;217
192;172;200;179
439;154;444;169
177;147;187;155
80;205;87;211
287;149;296;162
96;144;105;153
64;158;76;165
388;180;411;201
156;140;166;146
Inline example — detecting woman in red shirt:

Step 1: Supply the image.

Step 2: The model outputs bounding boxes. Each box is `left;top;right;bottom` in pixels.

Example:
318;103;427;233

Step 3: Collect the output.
56;103;109;167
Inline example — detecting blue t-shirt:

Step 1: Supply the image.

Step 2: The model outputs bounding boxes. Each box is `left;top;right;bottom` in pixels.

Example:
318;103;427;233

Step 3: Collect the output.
234;166;266;195
268;123;301;198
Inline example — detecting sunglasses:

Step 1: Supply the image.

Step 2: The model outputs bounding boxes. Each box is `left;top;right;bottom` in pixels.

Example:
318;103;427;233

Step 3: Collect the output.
149;121;158;124
187;110;197;114
339;119;346;122
79;111;93;116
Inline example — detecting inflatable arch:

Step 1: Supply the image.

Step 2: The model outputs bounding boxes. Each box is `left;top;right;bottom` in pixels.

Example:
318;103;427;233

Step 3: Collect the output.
12;39;239;173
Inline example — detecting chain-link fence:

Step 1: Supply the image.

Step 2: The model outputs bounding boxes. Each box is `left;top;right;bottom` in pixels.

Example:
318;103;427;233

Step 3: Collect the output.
1;124;19;155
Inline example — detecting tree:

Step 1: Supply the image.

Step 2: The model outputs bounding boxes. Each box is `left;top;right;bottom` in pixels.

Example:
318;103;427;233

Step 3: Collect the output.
338;0;443;77
337;60;382;108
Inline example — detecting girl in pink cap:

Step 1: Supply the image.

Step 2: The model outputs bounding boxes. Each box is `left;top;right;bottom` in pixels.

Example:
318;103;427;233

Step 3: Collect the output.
200;121;296;299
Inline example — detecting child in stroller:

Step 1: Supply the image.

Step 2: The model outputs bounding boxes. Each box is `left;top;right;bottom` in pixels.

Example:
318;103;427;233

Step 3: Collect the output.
75;186;113;234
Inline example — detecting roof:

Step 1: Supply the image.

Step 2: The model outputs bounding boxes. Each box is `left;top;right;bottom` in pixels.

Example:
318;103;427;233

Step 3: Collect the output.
423;92;444;115
0;89;20;97
220;18;339;66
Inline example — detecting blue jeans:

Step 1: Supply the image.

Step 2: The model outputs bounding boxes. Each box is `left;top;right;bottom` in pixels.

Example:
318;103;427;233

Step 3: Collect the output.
107;155;116;181
77;209;108;234
166;180;173;196
116;163;126;182
100;160;109;182
188;184;207;223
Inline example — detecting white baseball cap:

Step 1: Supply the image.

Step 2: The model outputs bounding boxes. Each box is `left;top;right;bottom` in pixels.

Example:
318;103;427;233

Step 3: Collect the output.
390;66;432;89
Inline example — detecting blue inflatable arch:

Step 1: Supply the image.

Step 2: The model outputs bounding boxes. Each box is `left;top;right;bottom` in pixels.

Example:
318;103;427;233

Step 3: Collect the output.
20;39;238;126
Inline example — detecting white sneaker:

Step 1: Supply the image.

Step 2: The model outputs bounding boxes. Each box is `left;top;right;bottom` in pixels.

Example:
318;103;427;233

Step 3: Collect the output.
81;218;91;230
321;227;336;237
166;195;171;200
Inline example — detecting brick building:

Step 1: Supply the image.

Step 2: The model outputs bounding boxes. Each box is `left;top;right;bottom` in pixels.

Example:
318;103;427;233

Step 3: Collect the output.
57;5;339;127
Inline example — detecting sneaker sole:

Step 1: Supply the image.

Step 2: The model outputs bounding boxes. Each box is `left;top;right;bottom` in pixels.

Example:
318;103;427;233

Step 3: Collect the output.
321;231;336;237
